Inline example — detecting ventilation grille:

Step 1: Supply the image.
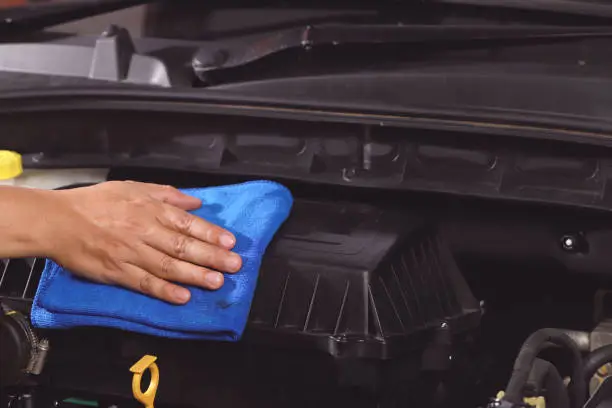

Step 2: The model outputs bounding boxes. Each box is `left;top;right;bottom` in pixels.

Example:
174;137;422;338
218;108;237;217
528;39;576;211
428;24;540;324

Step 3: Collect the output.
0;258;44;300
368;233;464;337
250;227;476;338
247;200;481;358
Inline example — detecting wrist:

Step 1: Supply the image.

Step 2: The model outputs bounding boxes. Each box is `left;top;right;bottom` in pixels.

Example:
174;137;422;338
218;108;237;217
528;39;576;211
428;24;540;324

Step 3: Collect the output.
31;188;77;259
0;186;60;258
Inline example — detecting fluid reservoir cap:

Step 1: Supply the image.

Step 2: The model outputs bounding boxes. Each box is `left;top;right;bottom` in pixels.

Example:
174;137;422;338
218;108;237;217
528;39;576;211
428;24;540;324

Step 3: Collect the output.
0;150;23;180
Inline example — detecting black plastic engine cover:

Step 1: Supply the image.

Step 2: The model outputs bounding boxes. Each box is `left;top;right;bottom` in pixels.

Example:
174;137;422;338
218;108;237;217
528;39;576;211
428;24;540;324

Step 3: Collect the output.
246;199;481;359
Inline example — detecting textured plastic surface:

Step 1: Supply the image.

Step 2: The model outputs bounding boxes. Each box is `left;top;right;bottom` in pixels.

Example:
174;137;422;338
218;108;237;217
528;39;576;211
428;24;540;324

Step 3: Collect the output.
0;258;42;304
18;105;612;214
246;199;481;358
30;181;293;341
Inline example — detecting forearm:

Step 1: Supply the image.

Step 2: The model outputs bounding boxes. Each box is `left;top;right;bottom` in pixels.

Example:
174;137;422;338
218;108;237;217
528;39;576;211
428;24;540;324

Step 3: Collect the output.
0;186;57;258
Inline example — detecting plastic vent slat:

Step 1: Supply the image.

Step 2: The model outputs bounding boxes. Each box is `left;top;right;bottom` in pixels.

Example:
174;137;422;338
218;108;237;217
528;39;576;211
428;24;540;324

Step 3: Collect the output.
0;259;31;299
24;258;43;299
389;263;416;329
302;274;320;333
332;281;350;336
273;270;291;329
0;259;9;291
397;254;425;328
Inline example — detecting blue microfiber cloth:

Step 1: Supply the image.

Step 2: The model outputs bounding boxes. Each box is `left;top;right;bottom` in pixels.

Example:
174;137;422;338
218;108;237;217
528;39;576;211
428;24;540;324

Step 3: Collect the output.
31;180;293;341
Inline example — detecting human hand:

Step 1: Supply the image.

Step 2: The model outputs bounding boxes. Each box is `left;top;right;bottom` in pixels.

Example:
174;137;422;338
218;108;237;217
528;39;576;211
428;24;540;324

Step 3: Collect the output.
41;181;242;304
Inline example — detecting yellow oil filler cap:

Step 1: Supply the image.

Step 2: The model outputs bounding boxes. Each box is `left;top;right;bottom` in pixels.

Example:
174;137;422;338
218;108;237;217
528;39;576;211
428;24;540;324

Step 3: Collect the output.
130;355;159;408
0;151;23;180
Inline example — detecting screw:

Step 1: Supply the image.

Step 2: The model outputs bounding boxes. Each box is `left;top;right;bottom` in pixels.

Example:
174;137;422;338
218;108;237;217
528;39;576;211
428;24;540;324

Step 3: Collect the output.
561;232;587;253
193;49;228;70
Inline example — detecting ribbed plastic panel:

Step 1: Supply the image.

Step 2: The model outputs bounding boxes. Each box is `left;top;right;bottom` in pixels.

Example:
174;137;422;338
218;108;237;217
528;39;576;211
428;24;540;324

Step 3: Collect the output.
0;200;481;360
0;258;43;302
247;200;481;359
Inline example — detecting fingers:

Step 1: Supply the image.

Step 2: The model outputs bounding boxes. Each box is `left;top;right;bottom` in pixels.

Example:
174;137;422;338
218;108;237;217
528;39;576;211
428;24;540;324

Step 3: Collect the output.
112;262;193;305
133;244;226;291
126;182;237;250
160;204;237;250
143;226;241;274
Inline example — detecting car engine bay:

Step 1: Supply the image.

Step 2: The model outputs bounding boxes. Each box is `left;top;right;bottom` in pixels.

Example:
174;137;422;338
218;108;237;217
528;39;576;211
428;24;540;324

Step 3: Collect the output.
3;103;612;408
3;167;612;408
5;1;612;407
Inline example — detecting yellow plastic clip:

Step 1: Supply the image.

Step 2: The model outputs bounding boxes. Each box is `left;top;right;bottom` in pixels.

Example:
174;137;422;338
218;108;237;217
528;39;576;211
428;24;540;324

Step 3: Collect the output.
130;355;159;408
496;391;546;408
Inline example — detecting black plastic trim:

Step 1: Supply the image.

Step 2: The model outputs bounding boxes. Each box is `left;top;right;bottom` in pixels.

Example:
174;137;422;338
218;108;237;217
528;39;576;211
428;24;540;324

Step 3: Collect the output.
0;88;611;147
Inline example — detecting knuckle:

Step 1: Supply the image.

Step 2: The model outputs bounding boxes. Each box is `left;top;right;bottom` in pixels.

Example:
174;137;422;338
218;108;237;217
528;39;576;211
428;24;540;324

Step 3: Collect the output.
96;243;125;270
174;213;195;234
99;257;119;276
97;268;117;285
161;184;177;193
172;234;190;258
156;184;179;202
138;274;155;296
159;255;175;278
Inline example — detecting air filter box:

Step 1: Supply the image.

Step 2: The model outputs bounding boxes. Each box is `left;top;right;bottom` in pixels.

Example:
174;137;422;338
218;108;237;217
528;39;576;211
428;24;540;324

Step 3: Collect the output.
247;199;481;359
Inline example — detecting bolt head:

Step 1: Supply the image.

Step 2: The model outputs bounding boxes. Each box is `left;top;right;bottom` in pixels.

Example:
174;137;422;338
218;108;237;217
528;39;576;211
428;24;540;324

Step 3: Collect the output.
561;233;587;253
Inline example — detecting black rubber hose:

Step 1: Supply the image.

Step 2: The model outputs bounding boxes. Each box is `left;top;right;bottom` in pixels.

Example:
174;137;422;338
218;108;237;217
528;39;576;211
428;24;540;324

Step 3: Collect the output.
528;358;570;408
584;344;612;384
503;328;585;408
